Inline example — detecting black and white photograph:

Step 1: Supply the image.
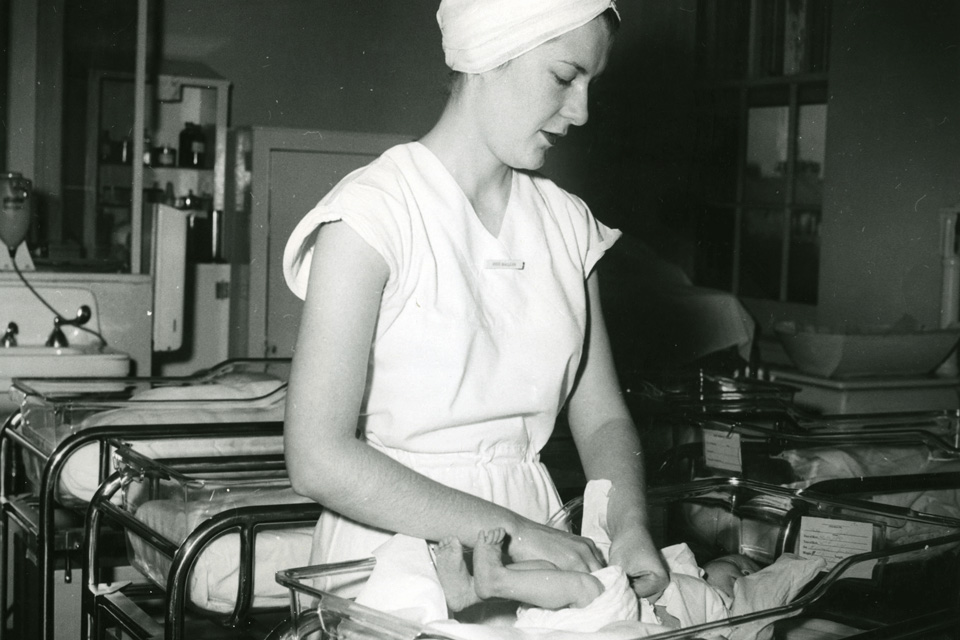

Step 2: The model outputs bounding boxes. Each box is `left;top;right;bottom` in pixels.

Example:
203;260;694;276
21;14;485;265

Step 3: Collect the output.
0;2;958;639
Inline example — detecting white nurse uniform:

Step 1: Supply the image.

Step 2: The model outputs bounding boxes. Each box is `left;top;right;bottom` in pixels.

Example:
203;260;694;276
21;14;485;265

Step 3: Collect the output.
283;141;621;571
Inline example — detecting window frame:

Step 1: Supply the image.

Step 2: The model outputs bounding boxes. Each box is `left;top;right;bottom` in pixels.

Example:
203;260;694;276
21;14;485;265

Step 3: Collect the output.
694;0;830;306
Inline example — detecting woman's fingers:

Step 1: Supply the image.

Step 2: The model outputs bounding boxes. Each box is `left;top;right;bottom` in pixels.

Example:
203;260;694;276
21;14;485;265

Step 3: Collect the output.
608;526;670;599
629;568;670;601
507;521;604;573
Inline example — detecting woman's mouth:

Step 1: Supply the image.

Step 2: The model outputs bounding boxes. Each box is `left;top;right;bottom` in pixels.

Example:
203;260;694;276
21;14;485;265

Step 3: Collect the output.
541;131;560;146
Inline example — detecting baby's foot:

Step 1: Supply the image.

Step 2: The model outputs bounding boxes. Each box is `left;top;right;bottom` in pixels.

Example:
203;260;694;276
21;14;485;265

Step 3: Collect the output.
472;528;508;600
434;537;481;612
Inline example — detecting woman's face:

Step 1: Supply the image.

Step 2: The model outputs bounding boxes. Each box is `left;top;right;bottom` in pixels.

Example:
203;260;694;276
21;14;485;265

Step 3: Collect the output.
471;16;614;171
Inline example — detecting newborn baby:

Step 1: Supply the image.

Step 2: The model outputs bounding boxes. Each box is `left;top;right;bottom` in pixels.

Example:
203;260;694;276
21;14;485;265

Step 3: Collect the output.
654;551;761;629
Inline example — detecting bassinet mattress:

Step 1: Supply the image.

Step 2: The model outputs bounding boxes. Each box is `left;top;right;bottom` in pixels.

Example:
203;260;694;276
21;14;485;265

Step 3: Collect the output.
128;487;316;613
21;377;286;507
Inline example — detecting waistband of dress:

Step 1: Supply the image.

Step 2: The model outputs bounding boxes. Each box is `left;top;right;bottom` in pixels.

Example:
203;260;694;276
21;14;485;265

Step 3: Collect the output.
369;441;540;468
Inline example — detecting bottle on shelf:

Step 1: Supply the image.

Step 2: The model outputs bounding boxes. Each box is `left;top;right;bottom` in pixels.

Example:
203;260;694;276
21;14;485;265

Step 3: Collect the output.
182;190;201;210
143;130;153;166
178;122;207;168
163;181;176;206
155;145;176;167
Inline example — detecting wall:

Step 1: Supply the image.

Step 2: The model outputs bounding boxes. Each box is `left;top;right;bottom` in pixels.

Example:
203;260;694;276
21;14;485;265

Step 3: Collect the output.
6;0;37;174
818;0;960;328
159;1;960;335
160;0;448;136
159;0;699;241
545;1;700;255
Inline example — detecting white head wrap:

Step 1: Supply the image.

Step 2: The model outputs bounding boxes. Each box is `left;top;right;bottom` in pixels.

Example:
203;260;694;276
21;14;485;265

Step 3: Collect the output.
437;0;619;74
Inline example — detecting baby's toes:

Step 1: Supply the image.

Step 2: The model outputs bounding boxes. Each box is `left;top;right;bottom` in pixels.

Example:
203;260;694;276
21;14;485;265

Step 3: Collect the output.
437;537;463;555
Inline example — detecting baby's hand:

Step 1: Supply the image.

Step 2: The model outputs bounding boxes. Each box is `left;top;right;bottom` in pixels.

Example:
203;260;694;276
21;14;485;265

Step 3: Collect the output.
653;604;681;629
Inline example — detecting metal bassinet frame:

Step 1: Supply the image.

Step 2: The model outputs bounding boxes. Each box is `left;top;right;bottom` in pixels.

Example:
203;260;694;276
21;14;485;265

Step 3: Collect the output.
0;357;291;640
83;449;323;640
275;477;960;640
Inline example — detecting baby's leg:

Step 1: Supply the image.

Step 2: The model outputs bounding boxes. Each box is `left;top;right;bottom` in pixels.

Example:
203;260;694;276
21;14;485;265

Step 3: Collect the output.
434;537;482;612
473;528;603;609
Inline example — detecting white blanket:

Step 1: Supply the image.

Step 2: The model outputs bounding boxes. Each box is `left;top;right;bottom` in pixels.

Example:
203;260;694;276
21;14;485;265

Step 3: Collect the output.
128;487;316;613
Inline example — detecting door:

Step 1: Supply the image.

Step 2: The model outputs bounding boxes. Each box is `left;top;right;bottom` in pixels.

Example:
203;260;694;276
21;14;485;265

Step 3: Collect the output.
239;127;410;358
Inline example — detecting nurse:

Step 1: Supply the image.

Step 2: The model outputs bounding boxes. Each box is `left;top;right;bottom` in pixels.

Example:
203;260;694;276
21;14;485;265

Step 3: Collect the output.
283;0;670;602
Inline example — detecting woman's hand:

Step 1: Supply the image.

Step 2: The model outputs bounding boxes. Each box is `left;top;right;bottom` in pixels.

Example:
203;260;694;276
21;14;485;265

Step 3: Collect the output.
506;519;605;573
608;524;670;600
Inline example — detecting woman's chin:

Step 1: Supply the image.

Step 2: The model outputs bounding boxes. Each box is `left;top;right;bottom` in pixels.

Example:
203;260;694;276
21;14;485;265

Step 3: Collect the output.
510;150;548;172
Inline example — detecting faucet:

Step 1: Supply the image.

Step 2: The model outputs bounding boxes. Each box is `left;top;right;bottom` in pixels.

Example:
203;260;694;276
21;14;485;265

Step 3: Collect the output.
1;321;17;347
45;305;93;348
46;316;69;348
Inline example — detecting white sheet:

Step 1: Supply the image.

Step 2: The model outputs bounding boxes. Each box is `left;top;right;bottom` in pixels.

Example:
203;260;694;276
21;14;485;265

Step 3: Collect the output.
128;487;316;613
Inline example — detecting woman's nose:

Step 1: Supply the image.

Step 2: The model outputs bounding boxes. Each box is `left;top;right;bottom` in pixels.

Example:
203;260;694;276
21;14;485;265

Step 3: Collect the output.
561;86;589;127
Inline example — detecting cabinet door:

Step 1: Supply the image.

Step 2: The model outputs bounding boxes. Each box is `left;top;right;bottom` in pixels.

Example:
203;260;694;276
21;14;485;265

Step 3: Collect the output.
243;128;409;358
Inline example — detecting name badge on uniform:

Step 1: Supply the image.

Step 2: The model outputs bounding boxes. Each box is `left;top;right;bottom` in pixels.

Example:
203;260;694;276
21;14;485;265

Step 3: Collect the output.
484;259;524;270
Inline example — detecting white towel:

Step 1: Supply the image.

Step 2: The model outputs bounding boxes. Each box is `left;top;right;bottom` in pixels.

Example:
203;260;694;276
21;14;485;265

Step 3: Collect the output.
436;0;618;73
354;534;449;625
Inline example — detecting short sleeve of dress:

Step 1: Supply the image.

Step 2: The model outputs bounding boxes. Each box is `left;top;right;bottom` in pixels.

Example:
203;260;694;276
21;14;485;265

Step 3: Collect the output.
283;175;405;301
540;181;621;278
581;204;621;277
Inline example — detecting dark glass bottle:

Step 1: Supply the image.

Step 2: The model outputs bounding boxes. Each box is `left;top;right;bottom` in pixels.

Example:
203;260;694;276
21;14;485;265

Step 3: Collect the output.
142;130;152;166
178;122;207;168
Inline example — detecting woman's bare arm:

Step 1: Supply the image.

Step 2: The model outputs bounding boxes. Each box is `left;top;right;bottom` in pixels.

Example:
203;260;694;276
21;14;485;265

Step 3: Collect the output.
565;272;670;598
284;221;601;571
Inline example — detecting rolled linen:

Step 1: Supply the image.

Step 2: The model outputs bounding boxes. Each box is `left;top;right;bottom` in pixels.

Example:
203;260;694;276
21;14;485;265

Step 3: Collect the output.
437;0;619;74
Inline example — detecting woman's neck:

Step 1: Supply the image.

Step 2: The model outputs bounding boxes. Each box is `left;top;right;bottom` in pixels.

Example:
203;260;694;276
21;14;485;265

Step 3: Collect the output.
421;108;512;236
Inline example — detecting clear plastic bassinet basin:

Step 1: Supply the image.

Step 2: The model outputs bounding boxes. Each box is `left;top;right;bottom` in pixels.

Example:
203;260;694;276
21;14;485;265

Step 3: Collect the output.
8;357;290;507
114;444;317;614
276;479;960;640
659;410;960;487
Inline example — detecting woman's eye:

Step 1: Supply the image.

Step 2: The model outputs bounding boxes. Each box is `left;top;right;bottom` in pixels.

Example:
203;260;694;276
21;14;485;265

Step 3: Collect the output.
553;74;574;87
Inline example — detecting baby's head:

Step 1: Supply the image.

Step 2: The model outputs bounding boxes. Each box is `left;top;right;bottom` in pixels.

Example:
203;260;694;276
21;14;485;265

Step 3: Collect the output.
702;553;761;599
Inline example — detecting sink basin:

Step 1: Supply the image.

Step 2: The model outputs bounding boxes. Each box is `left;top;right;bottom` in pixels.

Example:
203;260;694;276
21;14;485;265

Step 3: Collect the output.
1;345;129;378
1;283;132;416
0;345;130;415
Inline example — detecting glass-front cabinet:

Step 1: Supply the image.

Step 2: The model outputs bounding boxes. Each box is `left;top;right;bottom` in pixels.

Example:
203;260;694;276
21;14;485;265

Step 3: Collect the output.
84;63;229;272
26;0;229;274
